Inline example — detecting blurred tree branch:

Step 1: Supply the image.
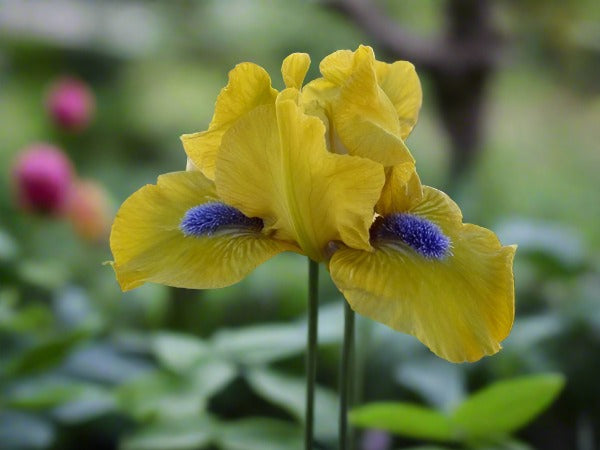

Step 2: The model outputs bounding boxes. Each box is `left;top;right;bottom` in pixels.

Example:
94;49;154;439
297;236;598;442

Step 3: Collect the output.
327;0;504;188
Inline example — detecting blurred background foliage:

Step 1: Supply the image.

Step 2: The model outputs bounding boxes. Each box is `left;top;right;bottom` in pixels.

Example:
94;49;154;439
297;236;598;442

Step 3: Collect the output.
0;0;599;449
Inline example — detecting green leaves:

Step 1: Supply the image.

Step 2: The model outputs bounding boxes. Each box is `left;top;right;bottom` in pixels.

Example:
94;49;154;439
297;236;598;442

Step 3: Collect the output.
212;324;307;365
116;358;236;422
3;329;89;377
121;417;214;450
245;367;338;439
350;373;565;446
152;332;210;372
120;416;302;450
0;411;55;449
218;418;302;450
350;403;456;442
452;373;565;438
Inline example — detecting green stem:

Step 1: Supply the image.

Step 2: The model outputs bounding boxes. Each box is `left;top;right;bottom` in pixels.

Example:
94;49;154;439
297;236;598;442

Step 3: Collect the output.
305;259;319;450
340;301;355;450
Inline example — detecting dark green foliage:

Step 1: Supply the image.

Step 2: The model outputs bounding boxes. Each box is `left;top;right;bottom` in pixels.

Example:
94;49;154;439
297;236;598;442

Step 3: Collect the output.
1;1;599;449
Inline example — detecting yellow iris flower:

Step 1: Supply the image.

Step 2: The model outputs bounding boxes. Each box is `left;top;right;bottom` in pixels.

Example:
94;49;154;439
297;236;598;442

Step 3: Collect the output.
110;87;385;289
110;48;515;364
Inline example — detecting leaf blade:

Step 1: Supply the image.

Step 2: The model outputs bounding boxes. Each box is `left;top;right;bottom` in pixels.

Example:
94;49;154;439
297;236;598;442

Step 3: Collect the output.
349;402;456;442
452;373;565;438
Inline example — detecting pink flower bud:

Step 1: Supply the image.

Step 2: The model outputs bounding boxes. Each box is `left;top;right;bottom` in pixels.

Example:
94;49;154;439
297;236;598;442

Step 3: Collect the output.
67;179;112;242
46;77;95;131
13;144;74;215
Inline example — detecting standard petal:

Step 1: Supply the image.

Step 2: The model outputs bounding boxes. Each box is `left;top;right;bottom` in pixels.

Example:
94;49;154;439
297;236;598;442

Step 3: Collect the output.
375;60;422;139
330;187;516;363
281;53;311;89
110;171;289;291
300;78;339;142
215;91;385;261
319;49;354;85
181;63;278;179
331;46;414;166
302;78;339;106
375;162;423;216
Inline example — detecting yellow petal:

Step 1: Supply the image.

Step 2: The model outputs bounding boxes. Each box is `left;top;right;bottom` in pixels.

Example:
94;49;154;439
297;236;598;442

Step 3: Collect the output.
181;63;278;179
319;49;354;85
375;60;422;139
186;157;200;171
301;78;339;111
281;53;311;89
376;162;423;216
330;187;516;363
110;171;289;291
331;46;414;166
215;91;385;261
300;78;339;148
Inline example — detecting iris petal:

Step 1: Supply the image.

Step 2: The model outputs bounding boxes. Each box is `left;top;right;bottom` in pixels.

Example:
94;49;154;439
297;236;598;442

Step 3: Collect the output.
376;162;423;216
319;46;422;141
328;46;414;166
215;90;385;261
330;187;515;362
374;60;422;139
281;53;311;89
181;63;278;180
319;49;354;85
110;171;290;291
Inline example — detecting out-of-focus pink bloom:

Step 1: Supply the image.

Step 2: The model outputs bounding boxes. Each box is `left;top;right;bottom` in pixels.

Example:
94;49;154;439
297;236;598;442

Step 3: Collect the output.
13;143;74;215
361;429;391;450
67;178;111;242
46;77;95;131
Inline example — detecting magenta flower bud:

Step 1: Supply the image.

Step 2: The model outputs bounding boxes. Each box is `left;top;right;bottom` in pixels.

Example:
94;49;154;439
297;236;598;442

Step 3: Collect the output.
45;77;95;131
13;144;74;215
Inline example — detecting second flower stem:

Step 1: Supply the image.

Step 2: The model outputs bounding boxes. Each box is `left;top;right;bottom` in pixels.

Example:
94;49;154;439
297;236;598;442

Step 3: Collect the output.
305;259;319;450
340;301;355;450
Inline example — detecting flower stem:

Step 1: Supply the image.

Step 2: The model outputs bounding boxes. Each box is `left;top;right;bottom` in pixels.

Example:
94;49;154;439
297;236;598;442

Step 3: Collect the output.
305;259;319;450
340;301;355;450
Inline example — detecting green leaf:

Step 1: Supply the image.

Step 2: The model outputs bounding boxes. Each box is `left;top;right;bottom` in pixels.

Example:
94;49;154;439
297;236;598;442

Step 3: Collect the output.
395;358;465;411
117;360;235;422
0;411;55;449
117;371;206;422
452;373;565;439
212;304;343;366
52;394;117;424
190;359;237;398
0;229;18;261
18;259;69;289
152;332;210;372
5;378;93;409
64;343;151;384
4;330;89;377
349;402;456;442
496;220;585;274
120;417;214;450
0;299;53;334
477;439;534;450
301;302;344;345
217;418;302;450
246;368;338;439
212;324;306;365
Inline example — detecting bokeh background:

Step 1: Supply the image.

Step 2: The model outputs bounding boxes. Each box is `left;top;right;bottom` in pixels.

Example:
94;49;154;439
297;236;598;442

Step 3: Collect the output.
1;1;599;449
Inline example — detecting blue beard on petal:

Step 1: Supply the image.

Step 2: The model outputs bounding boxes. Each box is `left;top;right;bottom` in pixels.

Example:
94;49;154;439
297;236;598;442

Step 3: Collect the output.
180;202;263;237
372;213;451;260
